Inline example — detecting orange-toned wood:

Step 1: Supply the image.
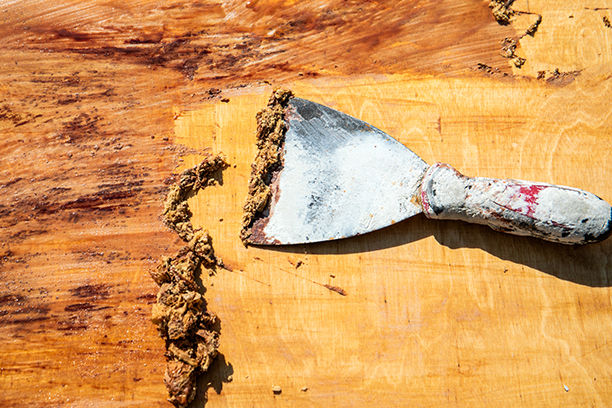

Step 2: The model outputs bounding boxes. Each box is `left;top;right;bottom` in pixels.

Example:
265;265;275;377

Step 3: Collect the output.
1;0;611;407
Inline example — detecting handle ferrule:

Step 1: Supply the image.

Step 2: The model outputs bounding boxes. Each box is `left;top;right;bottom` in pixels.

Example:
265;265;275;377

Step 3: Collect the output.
420;163;612;245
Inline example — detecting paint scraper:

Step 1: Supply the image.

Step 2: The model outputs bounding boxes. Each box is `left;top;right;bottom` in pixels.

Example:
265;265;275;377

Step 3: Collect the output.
241;90;611;246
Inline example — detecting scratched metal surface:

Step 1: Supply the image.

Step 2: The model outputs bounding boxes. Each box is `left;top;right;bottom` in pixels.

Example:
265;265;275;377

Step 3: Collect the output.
252;97;427;244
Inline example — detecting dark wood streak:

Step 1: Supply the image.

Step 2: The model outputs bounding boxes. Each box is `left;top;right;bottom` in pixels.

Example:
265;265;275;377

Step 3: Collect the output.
69;284;111;299
64;303;112;312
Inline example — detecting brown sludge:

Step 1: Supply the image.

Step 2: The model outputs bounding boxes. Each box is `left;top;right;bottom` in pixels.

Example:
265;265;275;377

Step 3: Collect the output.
500;37;525;68
525;14;542;36
488;0;514;25
488;1;542;69
151;154;229;407
240;89;294;244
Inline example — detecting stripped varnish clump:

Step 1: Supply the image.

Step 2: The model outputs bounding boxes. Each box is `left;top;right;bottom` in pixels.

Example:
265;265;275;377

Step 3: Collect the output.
151;154;228;407
487;0;542;69
488;0;514;24
162;156;228;241
240;89;293;244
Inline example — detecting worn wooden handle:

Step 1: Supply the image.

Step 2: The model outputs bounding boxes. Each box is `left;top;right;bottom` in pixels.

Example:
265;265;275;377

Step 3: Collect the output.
419;163;612;244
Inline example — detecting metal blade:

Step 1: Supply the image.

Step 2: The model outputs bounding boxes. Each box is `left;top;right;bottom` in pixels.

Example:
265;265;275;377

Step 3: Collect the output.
250;97;428;245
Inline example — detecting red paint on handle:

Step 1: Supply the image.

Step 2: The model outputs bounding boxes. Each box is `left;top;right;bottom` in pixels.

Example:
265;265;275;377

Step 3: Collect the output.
518;185;547;204
506;184;548;217
420;163;612;244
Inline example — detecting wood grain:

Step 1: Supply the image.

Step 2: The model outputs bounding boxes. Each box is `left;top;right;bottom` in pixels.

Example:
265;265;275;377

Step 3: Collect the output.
0;0;611;407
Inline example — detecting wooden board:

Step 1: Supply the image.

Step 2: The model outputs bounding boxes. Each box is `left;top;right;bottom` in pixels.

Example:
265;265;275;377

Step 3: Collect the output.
178;72;612;407
1;1;612;407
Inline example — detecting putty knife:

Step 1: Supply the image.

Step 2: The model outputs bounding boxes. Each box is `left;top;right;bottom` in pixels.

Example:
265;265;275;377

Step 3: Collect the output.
248;97;612;245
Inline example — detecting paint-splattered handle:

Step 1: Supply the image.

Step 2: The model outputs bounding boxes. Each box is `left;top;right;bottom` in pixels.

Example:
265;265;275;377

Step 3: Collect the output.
420;163;612;245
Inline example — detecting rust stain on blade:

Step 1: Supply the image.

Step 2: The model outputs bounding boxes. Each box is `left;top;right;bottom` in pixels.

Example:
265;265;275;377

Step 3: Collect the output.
249;170;283;245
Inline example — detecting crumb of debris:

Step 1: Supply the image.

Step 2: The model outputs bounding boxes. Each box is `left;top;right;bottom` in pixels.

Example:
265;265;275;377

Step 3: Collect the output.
500;37;517;58
476;63;496;74
164;360;197;407
295;260;303;269
272;385;282;394
221;98;230;103
488;1;542;69
563;384;569;392
301;387;309;392
488;0;514;25
525;14;542;36
512;56;526;68
500;37;525;68
323;284;347;296
208;88;221;97
537;70;546;80
329;274;335;278
475;63;509;77
152;155;229;407
604;16;611;28
240;89;294;244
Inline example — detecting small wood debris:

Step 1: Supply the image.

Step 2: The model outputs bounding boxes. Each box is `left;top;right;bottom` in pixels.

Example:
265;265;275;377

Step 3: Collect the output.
488;0;514;25
525;14;542;36
323;284;347;296
500;38;525;69
512;56;526;68
488;1;542;69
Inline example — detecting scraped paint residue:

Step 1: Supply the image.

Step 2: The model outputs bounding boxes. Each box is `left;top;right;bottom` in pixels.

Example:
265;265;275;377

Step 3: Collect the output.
150;154;229;407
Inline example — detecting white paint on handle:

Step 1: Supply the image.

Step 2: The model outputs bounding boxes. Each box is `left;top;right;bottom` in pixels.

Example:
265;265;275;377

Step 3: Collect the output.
420;163;612;244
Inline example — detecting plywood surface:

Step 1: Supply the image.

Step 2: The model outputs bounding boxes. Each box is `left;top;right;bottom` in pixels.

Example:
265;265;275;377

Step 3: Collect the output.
1;1;611;407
